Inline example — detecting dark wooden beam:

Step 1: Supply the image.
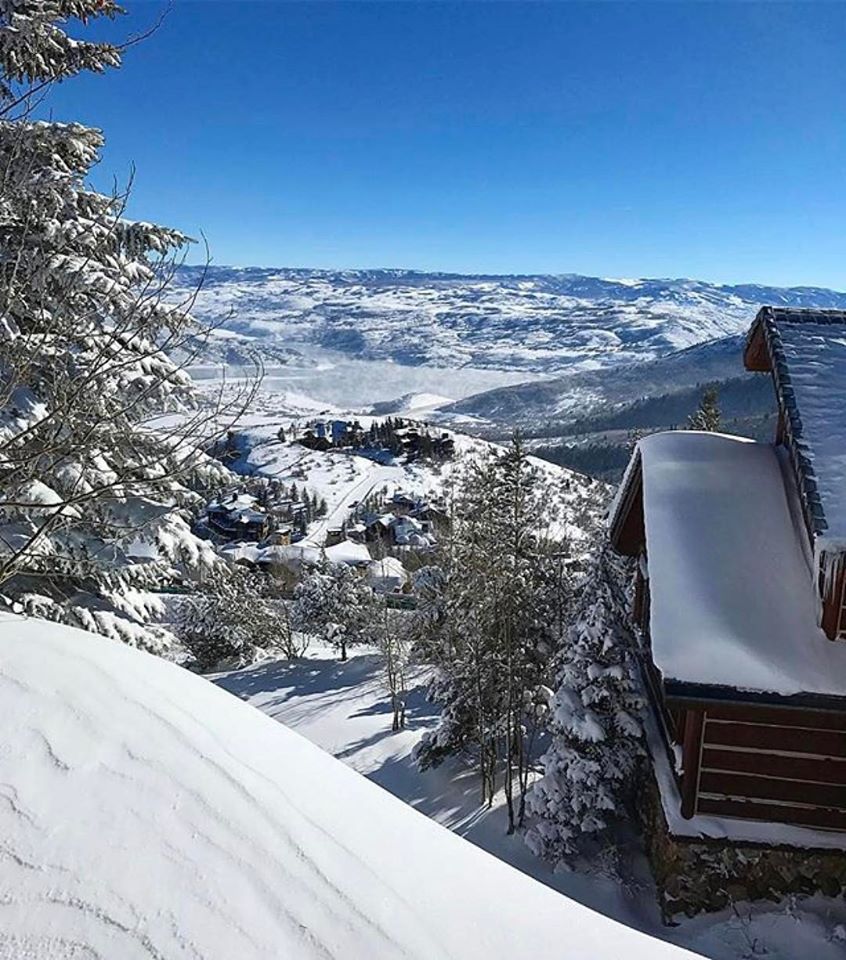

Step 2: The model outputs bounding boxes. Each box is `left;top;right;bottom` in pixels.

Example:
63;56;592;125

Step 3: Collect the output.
680;709;705;819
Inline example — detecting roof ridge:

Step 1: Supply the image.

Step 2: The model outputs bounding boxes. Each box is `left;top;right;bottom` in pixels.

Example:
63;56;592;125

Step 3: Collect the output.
757;308;831;538
761;305;846;325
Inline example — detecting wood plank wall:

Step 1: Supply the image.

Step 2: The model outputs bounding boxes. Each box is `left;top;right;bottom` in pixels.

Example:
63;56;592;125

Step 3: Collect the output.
691;704;846;830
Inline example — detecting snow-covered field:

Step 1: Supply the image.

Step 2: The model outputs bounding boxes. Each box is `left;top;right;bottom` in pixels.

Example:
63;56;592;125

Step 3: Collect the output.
0;613;698;960
176;268;846;436
215;646;846;960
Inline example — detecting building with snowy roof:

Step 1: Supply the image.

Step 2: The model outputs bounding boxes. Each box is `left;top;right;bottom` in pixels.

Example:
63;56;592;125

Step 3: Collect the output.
610;307;846;838
367;556;409;594
324;539;372;568
206;493;271;541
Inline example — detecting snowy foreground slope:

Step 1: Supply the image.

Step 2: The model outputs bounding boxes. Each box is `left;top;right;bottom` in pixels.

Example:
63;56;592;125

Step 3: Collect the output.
0;614;695;960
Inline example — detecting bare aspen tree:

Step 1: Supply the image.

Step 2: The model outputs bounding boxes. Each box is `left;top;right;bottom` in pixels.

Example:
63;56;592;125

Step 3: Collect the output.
375;598;410;732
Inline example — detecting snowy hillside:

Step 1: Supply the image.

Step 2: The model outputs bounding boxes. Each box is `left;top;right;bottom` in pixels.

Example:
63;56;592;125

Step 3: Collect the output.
446;335;753;423
217;405;608;550
0;613;696;960
174;266;846;376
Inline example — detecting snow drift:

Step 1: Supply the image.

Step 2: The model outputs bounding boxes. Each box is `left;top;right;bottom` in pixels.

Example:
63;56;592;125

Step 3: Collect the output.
0;613;696;960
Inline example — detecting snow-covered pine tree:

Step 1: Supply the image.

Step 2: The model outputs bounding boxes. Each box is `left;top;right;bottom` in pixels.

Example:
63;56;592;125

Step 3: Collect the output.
0;1;254;650
291;558;375;661
416;435;565;829
687;387;721;432
524;544;644;865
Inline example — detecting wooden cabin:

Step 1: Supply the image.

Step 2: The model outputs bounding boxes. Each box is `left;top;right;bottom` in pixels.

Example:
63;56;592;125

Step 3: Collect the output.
609;307;846;836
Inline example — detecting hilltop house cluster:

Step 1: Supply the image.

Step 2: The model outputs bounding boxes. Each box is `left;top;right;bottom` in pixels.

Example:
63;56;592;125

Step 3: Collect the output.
295;417;455;463
326;490;447;552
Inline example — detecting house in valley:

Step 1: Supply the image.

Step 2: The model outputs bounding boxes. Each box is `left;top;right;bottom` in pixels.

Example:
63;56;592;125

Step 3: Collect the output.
610;307;846;843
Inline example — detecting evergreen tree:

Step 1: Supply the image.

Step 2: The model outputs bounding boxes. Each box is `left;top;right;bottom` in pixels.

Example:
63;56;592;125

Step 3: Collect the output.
687;387;721;432
415;435;566;830
0;1;252;650
524;545;643;864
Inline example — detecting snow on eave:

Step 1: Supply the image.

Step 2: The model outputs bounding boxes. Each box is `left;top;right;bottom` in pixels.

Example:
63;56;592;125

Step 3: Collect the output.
638;431;846;699
606;444;642;543
751;306;846;548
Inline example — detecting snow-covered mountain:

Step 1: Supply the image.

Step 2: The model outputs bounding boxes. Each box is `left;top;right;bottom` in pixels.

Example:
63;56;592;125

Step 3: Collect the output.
447;334;753;423
175;265;846;375
0;612;695;960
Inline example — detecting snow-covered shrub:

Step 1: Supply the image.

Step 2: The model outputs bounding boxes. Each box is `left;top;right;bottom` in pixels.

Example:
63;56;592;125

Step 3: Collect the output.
525;546;644;864
291;559;375;661
177;566;291;671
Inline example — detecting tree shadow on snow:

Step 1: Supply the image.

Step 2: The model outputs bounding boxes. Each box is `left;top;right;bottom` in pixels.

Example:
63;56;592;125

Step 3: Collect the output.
214;652;383;703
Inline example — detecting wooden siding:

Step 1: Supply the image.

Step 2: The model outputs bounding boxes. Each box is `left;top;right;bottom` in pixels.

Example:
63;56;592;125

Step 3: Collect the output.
743;320;770;372
684;704;846;829
820;562;846;641
608;459;644;557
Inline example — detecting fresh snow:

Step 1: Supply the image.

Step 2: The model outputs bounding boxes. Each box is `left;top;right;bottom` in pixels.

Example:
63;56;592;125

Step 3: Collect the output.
216;645;846;960
637;431;846;698
324;539;371;566
0;613;697;960
173;266;846;378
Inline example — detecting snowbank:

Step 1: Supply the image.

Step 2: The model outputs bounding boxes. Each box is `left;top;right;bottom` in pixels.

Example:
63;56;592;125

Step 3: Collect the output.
0;614;695;959
639;431;846;698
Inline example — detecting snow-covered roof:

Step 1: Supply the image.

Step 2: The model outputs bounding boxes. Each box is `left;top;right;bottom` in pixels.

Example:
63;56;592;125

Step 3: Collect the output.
219;542;261;564
324;539;372;566
745;307;846;546
210;492;257;511
636;431;846;701
261;542;323;567
0;614;693;959
367;557;408;584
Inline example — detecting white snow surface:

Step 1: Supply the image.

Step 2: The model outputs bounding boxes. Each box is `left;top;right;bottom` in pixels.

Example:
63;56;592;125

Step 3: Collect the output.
778;322;846;543
216;645;846;960
0;613;697;960
638;431;846;698
173;266;846;377
324;539;371;566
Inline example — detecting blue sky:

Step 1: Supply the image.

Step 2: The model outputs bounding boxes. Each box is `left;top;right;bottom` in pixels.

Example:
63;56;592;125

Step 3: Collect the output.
44;2;846;287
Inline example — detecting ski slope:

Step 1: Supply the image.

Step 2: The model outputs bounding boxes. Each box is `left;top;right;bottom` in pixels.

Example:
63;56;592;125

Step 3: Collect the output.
0;613;696;960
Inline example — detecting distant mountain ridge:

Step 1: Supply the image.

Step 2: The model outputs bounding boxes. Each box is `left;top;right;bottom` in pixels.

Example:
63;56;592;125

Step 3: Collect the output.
174;266;846;376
